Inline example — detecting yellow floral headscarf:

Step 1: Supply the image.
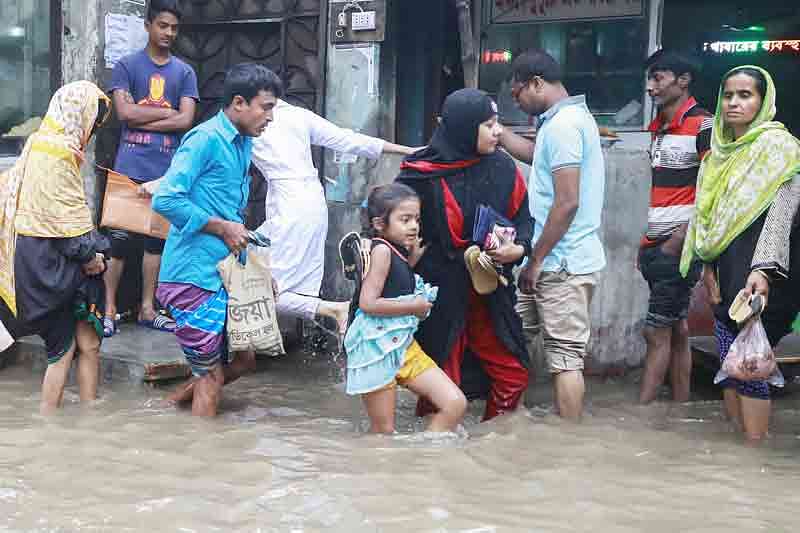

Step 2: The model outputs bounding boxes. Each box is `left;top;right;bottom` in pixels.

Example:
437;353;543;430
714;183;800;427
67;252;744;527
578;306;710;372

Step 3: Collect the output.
680;66;800;276
0;81;110;315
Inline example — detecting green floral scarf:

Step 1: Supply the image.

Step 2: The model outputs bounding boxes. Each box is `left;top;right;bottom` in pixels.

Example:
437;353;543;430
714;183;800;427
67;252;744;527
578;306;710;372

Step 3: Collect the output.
680;66;800;276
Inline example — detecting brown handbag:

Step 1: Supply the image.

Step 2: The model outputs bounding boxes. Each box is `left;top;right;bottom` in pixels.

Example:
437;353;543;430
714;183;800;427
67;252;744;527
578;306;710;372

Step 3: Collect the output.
99;169;170;240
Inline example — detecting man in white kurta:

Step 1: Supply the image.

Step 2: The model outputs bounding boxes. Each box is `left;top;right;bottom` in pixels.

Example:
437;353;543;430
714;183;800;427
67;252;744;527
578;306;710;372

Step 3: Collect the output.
251;99;413;329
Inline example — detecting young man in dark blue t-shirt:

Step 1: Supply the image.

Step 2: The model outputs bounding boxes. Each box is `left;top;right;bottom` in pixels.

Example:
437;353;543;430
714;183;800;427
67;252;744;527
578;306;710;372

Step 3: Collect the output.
103;0;198;336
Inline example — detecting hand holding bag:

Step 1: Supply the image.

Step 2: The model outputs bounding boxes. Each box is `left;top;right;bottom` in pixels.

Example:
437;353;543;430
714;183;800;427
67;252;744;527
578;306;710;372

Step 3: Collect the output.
714;317;784;387
99;169;170;239
218;247;284;356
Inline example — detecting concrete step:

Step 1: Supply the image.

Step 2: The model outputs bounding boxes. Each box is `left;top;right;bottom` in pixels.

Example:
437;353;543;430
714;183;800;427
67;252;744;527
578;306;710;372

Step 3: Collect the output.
0;316;305;383
2;323;189;382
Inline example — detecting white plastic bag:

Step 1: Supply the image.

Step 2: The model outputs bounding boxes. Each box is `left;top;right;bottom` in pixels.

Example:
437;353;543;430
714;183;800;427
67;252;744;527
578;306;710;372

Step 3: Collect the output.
218;248;284;357
714;317;784;387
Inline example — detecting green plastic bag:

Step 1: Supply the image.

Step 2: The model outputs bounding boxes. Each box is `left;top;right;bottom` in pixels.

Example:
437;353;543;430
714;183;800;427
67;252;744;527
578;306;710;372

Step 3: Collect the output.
793;314;800;335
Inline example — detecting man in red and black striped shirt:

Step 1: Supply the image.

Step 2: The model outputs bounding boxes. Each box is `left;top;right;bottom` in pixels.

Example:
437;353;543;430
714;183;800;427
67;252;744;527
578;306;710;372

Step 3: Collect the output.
638;50;712;404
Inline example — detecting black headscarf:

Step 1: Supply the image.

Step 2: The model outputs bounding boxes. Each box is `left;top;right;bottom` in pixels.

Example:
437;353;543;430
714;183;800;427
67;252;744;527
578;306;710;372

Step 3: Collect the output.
403;88;499;170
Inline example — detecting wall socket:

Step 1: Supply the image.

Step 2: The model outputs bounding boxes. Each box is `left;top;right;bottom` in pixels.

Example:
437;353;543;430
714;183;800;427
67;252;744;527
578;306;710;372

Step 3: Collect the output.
351;10;377;31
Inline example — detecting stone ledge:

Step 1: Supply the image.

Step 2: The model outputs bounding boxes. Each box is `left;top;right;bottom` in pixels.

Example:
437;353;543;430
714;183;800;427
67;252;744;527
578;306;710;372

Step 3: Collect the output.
1;322;189;383
0;315;303;384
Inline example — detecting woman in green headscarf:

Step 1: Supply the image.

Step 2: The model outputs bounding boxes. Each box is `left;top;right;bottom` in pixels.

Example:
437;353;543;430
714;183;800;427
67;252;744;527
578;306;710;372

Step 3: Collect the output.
681;66;800;443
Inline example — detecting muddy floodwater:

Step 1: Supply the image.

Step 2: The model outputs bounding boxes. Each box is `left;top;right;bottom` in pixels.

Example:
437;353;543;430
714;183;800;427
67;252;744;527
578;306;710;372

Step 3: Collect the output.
2;349;800;533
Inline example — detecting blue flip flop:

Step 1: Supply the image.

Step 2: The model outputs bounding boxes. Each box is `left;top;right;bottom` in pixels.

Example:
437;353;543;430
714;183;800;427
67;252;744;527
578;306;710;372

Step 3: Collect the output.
103;316;117;338
138;314;177;333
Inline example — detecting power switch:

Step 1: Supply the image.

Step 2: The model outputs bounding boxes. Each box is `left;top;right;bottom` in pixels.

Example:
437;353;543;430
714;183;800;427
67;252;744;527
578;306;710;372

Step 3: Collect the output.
351;10;377;31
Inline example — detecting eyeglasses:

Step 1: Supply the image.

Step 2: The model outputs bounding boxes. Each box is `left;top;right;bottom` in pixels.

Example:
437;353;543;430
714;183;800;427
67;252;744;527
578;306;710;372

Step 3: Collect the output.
510;77;537;100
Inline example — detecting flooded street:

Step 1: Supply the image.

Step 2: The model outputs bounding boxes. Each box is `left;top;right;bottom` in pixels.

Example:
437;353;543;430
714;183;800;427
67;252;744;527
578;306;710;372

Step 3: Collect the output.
2;350;800;533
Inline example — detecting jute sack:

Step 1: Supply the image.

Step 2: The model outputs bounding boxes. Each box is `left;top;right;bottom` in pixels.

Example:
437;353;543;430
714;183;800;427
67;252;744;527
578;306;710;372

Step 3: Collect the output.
217;249;284;356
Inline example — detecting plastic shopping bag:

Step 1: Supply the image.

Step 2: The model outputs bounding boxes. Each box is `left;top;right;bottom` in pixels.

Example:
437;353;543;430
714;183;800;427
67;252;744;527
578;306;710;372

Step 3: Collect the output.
218;247;284;357
714;317;784;387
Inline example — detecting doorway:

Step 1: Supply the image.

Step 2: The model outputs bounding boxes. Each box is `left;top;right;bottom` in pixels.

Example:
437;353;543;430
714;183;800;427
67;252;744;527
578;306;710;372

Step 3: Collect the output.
395;0;464;146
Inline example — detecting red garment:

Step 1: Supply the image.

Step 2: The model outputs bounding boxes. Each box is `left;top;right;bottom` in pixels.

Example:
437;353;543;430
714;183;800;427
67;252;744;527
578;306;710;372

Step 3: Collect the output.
641;96;712;247
418;290;530;420
439;169;529;251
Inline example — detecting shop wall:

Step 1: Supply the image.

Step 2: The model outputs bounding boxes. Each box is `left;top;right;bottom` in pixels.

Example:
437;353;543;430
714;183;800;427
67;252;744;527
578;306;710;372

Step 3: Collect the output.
320;0;401;303
588;147;651;372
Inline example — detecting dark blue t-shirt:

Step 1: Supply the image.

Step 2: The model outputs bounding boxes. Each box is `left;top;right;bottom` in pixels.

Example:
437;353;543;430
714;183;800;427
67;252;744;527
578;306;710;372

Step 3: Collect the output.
109;50;199;183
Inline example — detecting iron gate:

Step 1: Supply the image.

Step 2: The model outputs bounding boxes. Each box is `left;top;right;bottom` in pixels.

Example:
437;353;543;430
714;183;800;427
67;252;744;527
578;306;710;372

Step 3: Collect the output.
174;0;326;122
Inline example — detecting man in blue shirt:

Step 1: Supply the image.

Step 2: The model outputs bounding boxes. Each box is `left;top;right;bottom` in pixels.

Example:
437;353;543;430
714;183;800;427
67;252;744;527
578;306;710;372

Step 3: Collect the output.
103;0;199;337
502;50;606;421
151;63;281;417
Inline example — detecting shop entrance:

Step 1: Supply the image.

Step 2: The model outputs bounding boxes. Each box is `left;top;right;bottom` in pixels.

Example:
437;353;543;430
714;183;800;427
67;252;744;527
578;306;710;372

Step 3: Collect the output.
663;0;800;135
394;0;464;146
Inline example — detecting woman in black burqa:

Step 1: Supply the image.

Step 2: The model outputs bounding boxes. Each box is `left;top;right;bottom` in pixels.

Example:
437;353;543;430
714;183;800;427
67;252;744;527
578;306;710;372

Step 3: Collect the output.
396;88;533;420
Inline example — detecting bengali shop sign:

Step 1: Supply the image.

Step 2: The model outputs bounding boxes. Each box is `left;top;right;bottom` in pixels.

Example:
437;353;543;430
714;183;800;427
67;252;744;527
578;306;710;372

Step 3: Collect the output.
492;0;644;24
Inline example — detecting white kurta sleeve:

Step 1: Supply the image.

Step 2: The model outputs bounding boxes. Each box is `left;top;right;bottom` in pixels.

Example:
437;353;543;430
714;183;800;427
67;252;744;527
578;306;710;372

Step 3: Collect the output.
305;108;385;159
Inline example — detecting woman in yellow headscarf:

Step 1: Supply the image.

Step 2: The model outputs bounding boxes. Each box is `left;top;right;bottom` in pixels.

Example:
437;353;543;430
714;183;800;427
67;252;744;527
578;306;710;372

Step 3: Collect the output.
681;66;800;443
0;81;112;414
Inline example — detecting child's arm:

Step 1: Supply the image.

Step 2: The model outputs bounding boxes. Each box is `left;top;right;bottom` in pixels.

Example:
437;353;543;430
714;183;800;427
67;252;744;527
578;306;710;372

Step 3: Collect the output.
359;245;431;318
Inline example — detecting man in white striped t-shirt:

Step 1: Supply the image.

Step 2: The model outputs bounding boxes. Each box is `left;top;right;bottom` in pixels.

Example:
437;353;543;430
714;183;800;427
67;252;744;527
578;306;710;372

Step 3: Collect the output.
638;50;712;404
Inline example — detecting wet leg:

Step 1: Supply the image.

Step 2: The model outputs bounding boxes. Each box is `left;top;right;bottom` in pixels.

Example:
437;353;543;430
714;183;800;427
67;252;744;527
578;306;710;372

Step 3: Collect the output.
40;341;77;414
138;252;161;322
668;319;692;402
362;387;397;434
553;370;585;421
739;395;770;444
222;350;257;385
166;351;256;405
722;387;742;428
167;379;195;405
416;334;466;418
191;365;224;417
317;300;350;334
75;321;101;403
103;256;125;323
405;367;467;432
639;326;672;404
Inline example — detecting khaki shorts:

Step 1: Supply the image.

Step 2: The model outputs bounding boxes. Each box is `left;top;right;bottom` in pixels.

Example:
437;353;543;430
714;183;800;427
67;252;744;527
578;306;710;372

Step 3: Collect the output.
518;271;597;374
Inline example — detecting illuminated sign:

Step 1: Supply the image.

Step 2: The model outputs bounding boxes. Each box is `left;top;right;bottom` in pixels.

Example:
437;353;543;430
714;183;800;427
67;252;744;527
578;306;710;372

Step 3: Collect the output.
492;0;644;24
482;49;513;64
703;40;800;55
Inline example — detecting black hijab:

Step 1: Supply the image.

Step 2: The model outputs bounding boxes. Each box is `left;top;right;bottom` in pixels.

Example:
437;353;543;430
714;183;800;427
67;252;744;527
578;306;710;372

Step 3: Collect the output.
401;88;499;175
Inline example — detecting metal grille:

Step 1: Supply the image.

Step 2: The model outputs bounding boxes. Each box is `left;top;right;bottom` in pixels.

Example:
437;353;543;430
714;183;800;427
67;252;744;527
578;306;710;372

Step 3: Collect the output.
175;0;325;122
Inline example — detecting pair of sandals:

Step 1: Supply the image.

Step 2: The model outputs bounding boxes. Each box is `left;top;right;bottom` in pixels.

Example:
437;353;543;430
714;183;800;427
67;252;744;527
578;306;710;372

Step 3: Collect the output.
464;245;508;295
729;290;766;325
103;312;177;338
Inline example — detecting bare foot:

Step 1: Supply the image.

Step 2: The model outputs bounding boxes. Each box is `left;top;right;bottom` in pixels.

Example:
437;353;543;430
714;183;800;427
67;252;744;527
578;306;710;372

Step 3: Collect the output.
317;300;350;335
332;301;350;334
166;379;195;404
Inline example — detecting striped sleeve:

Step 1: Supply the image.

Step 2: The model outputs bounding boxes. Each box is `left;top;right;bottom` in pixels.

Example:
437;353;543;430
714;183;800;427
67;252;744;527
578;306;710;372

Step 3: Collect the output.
696;116;713;160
